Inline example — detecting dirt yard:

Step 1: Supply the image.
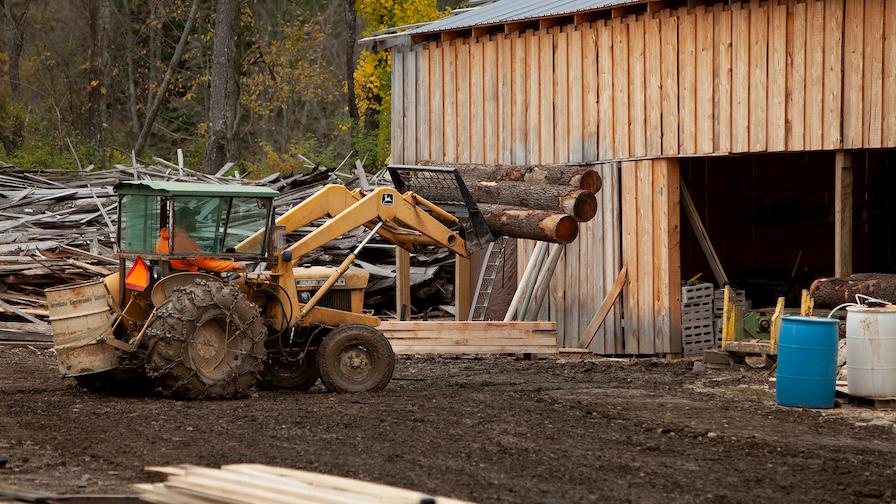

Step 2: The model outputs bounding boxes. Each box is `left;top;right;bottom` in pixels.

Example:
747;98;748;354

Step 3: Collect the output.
1;348;895;503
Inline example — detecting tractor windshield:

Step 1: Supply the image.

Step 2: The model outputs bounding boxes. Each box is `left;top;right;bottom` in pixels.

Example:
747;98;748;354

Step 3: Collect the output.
170;197;268;256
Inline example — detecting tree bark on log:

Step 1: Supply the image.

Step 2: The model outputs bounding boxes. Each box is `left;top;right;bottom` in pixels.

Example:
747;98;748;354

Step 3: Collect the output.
417;161;602;193
413;180;596;222
479;205;578;243
810;273;896;308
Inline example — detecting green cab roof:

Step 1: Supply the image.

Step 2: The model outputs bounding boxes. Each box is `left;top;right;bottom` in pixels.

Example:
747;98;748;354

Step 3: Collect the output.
114;180;279;198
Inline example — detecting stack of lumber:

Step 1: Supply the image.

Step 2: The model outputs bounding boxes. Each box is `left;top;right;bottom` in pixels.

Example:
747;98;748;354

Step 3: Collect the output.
379;320;558;354
414;161;603;244
135;464;474;504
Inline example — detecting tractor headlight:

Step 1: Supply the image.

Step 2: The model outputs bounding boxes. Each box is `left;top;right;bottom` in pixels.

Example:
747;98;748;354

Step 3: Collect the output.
298;291;311;303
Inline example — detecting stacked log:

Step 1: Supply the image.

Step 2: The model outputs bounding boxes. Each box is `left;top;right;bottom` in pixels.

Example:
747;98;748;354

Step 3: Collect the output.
810;273;896;308
418;161;602;193
410;162;604;244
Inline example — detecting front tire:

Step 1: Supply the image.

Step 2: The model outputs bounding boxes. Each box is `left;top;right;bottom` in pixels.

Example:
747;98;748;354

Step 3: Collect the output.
142;280;266;399
317;325;395;393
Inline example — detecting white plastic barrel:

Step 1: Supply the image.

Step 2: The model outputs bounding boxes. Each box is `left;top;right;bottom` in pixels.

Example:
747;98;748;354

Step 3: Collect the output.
845;305;896;398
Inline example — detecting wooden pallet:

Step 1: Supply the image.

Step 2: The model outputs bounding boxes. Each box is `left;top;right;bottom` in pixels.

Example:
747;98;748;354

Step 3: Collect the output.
378;321;557;354
136;464;474;504
834;386;896;410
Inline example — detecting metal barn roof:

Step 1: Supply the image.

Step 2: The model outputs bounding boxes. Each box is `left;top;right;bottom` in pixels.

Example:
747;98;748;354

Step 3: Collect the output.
409;0;641;35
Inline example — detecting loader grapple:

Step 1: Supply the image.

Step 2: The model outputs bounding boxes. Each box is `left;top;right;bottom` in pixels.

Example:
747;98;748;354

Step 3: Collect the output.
388;165;493;251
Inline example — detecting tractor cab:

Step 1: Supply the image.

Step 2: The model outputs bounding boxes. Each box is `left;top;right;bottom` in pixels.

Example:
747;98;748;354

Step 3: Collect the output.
114;181;279;281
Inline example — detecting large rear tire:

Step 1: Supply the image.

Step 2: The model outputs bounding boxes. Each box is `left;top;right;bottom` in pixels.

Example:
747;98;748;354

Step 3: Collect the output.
142;280;266;399
316;324;395;393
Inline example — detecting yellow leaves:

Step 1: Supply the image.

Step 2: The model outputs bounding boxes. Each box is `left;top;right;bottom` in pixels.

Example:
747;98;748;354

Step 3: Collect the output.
357;0;446;35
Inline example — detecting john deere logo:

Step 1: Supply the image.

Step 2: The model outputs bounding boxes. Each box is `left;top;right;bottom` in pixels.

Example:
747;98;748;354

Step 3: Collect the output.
381;193;394;206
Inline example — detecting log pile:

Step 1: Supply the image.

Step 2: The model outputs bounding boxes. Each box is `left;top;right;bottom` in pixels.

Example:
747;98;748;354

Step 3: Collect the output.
810;273;896;308
414;161;604;243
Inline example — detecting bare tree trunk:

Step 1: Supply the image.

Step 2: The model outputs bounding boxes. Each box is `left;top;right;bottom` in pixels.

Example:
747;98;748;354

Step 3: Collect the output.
133;0;201;157
344;0;358;122
202;0;241;175
89;0;112;169
2;0;30;100
122;0;140;139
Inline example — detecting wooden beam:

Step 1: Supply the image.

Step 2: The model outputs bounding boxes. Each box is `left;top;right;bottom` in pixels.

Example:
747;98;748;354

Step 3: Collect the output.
396;248;411;320
379;320;558;355
455;254;472;321
576;266;627;349
835;151;853;277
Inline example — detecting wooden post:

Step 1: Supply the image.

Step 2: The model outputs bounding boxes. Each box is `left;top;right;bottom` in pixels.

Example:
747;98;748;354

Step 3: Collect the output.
835;151;853;277
455;254;472;321
396;248;411;321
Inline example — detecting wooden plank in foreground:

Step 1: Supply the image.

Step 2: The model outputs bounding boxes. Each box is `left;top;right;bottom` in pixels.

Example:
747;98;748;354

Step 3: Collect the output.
379;320;558;354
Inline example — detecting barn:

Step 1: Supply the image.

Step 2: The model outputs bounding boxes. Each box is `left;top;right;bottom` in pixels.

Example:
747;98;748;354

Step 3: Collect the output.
383;0;896;355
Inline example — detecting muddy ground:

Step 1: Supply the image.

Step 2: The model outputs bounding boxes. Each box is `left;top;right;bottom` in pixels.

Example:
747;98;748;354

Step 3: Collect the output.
1;348;895;503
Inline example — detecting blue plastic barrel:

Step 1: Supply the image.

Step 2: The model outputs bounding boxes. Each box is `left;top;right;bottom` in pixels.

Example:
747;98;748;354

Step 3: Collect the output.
776;316;839;408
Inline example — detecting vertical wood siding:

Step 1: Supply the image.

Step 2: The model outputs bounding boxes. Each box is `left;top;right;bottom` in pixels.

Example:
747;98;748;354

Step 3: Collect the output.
392;0;890;353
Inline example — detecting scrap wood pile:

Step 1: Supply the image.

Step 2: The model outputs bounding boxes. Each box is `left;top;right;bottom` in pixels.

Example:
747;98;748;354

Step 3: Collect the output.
136;464;474;504
0;160;337;342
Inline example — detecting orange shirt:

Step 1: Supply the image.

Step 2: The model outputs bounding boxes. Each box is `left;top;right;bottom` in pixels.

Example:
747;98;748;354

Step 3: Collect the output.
156;227;241;273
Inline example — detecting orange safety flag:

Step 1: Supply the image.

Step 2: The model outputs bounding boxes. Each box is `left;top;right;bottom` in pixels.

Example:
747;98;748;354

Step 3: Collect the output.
125;256;151;291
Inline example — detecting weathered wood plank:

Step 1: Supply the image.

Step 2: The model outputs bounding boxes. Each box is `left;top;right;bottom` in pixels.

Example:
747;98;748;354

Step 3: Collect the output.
629;16;647;157
570;26;585;163
483;36;499;164
583;24;600;161
786;0;806;151
613;19;631;158
621;161;639;353
540;28;555;163
823;0;843;149
805;0;824;150
863;0;884;147
645;16;663;156
653;160;670;354
885;0;896;146
678;8;697;155
418;47;431;162
636;160;655;354
526;30;540;163
731;2;750;152
430;43;444;161
598;21;615;160
497;34;512;164
749;2;768;152
470;39;485;163
844;0;865;148
391;48;405;163
661;12;680;155
511;33;527;164
716;5;732;152
835;151;853;277
555;28;571;164
696;6;714;154
443;41;457;161
767;1;786;151
456;40;471;162
404;48;417;165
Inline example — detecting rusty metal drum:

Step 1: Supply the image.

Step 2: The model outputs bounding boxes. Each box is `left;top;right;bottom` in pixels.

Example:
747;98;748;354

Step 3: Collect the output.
45;279;120;376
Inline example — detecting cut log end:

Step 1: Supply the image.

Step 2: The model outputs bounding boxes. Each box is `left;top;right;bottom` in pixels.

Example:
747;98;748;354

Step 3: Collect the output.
564;191;598;222
575;171;603;193
540;214;579;244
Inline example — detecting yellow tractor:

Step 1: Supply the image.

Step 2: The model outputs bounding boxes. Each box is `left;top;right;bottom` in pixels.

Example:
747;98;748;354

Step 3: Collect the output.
46;167;490;399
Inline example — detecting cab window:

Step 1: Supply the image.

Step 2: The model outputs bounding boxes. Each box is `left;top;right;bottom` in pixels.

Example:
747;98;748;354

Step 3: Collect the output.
223;198;269;254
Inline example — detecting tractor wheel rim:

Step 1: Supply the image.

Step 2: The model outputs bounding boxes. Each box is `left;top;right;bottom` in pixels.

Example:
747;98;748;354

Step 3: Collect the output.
190;317;233;380
338;346;372;383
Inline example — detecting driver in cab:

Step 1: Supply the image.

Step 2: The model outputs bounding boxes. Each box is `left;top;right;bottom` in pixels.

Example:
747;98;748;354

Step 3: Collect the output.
156;207;243;273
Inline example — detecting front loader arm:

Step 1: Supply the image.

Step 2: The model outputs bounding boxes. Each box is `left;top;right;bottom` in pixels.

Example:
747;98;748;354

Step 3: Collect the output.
262;186;467;331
